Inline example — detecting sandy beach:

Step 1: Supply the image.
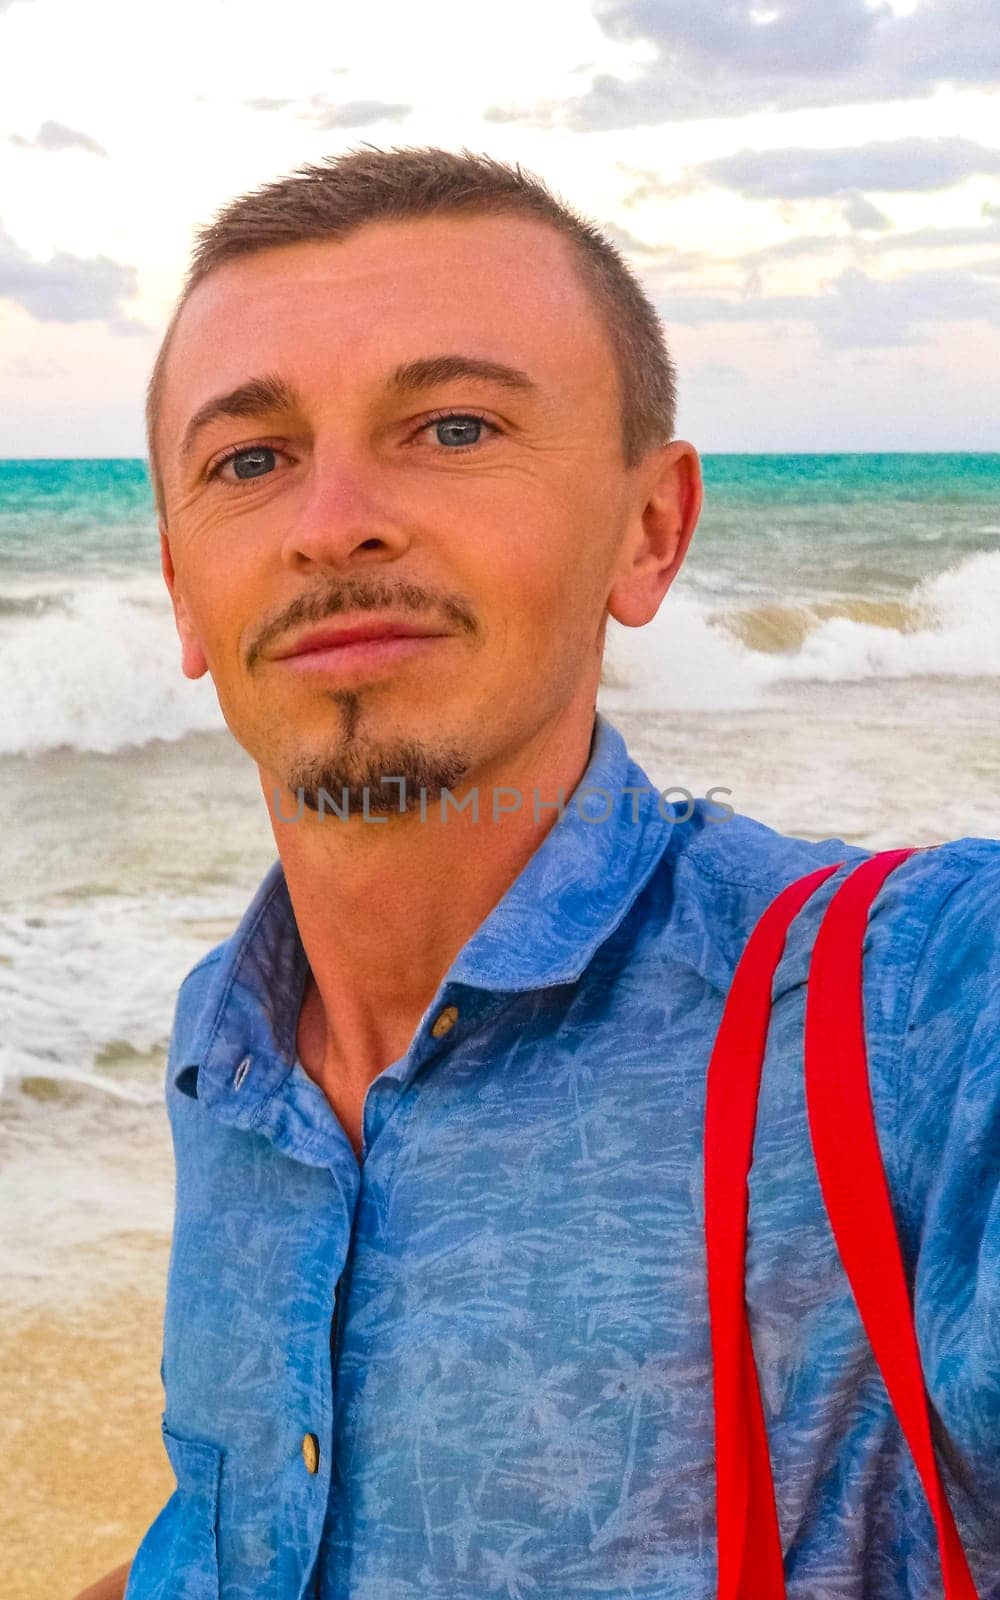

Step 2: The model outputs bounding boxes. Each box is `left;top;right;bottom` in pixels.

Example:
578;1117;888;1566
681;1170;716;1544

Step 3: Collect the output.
3;1295;172;1599
0;1097;175;1600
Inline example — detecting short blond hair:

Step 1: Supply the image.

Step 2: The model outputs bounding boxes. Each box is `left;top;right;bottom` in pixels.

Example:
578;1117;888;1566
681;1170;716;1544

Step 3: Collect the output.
146;143;678;520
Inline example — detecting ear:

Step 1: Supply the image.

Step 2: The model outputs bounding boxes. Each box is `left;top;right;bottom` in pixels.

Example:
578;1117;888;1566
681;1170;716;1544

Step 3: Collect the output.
606;440;703;628
160;523;209;680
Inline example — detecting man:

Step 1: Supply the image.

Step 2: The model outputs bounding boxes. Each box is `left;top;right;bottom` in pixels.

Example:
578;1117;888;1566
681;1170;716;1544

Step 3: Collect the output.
75;146;999;1599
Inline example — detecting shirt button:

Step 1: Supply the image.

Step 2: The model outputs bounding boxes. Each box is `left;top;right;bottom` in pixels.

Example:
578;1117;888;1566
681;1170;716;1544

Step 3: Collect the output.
431;1004;459;1038
233;1055;252;1090
301;1432;320;1474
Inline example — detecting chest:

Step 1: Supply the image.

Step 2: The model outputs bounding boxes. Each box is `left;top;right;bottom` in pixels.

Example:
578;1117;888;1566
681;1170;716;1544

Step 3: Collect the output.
160;968;895;1595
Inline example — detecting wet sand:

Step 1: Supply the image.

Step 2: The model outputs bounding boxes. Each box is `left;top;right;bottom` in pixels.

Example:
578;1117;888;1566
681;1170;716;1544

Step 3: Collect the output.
0;1096;175;1599
2;1290;173;1600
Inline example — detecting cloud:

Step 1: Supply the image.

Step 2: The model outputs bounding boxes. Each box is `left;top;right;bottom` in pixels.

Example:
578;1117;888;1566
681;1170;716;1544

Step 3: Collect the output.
600;221;708;270
305;99;412;129
841;192;891;230
696;138;1000;200
716;214;1000;274
241;96;295;112
734;232;850;265
599;0;884;78
0;221;147;330
658;265;1000;348
483;101;560;127
872;218;1000;251
9;119;107;157
240;92;412;129
494;1;1000;127
810;265;1000;345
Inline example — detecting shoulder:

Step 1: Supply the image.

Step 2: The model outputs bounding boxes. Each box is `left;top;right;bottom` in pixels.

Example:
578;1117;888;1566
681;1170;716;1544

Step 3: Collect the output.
642;797;871;995
871;837;1000;1509
662;805;998;1007
852;836;1000;1264
862;835;1000;1038
896;836;1000;1015
877;834;1000;1094
667;796;864;893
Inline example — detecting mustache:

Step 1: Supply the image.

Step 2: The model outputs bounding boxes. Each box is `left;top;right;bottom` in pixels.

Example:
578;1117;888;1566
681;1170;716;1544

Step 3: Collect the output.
246;578;480;670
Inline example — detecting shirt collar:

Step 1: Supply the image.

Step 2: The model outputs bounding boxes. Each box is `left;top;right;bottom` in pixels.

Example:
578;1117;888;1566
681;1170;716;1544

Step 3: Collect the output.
173;711;675;1107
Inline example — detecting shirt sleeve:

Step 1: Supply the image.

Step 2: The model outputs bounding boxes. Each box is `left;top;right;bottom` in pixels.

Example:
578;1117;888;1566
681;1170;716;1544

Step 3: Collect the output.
890;838;1000;1556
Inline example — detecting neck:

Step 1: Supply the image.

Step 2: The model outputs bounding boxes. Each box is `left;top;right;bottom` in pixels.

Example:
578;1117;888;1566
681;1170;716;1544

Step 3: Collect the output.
260;704;598;1096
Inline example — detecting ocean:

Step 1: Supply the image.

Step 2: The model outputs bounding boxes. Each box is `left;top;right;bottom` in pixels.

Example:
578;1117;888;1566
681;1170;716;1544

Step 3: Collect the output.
1;451;998;1591
2;451;999;1119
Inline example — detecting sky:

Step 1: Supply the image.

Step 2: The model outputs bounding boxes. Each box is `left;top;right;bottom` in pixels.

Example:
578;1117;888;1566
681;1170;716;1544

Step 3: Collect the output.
0;0;998;456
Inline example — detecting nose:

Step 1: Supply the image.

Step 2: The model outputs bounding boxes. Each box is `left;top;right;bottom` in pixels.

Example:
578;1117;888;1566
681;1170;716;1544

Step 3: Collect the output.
279;447;414;570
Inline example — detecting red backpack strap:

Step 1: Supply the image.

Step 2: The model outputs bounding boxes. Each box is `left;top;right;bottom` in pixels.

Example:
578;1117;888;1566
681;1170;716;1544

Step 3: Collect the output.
704;859;844;1598
705;846;980;1599
804;848;979;1599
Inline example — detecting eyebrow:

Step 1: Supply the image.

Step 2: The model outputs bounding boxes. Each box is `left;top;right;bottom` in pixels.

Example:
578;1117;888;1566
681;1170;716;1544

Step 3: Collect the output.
178;355;539;465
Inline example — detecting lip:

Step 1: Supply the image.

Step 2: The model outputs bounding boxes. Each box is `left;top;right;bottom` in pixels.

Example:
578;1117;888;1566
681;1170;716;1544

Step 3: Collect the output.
272;619;443;658
270;620;450;681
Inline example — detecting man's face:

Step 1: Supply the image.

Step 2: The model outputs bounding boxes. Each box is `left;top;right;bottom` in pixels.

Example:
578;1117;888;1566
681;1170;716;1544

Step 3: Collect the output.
157;213;691;815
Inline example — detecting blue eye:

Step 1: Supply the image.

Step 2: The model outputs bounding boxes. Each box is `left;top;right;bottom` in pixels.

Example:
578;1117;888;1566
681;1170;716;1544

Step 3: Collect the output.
209;412;496;487
208;442;291;485
432;416;485;449
230;446;277;479
422;412;498;453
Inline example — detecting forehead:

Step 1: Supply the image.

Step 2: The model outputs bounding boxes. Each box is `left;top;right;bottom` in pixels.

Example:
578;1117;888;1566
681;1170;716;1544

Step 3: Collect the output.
160;213;613;435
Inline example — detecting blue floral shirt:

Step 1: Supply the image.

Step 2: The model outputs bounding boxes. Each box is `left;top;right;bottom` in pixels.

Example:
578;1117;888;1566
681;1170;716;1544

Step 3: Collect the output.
125;712;1000;1599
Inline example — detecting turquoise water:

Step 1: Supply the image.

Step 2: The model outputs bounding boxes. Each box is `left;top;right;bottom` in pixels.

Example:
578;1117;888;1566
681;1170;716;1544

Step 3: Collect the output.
0;459;157;577
2;451;998;756
1;453;997;1109
2;455;998;597
691;453;1000;600
700;452;1000;500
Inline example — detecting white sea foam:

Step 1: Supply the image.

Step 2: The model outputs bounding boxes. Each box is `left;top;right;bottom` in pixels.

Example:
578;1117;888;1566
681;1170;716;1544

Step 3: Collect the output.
767;549;1000;685
0;888;246;1100
601;549;1000;712
2;552;999;753
602;590;768;713
0;576;224;755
